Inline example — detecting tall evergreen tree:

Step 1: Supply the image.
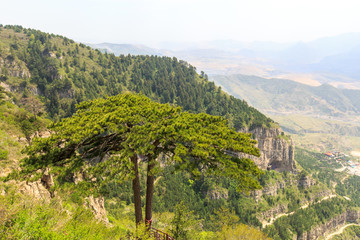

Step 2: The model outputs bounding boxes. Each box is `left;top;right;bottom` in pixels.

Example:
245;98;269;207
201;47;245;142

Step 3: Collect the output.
22;93;263;226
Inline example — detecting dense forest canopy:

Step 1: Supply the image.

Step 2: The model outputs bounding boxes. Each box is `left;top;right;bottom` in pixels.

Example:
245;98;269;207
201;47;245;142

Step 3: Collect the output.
0;24;274;130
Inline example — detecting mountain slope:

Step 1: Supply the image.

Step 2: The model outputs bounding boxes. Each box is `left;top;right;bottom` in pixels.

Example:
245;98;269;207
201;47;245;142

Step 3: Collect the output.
211;74;360;152
0;25;273;130
212;74;360;118
2;25;360;240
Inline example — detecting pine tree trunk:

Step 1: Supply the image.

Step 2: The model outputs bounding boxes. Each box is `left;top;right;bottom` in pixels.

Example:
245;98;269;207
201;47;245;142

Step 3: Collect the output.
145;161;155;228
131;154;143;225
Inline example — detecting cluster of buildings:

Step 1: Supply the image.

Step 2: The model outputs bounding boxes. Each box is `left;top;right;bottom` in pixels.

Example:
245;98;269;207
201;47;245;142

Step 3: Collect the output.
324;150;360;175
323;151;348;163
323;151;345;158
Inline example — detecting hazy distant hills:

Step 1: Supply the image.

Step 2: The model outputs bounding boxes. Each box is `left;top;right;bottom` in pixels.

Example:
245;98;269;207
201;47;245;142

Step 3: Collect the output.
88;42;163;56
211;74;360;118
91;32;360;88
211;74;360;151
306;46;360;79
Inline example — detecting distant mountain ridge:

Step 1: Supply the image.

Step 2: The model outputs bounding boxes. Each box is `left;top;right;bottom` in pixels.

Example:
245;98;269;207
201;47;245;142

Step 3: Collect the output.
211;74;360;119
93;33;360;88
87;42;163;56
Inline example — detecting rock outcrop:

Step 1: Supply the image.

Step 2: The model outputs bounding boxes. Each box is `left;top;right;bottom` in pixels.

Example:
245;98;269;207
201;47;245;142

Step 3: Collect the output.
41;168;55;197
71;171;108;223
0;56;31;79
85;195;109;224
251;177;297;201
259;204;288;221
0;78;38;95
206;186;229;200
7;169;55;202
298;175;316;188
17;180;52;202
297;210;360;240
241;127;296;172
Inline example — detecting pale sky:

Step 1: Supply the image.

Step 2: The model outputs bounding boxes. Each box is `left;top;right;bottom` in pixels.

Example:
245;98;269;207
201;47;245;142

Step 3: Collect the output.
2;0;360;45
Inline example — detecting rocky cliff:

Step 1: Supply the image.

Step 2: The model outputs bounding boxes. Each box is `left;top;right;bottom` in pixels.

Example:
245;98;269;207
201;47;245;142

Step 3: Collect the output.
0;56;31;79
243;127;296;172
298;210;360;240
251;178;296;201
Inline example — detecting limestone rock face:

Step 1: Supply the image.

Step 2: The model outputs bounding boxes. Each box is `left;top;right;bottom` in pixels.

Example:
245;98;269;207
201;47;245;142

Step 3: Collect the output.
18;180;52;202
297;210;360;240
41;169;55;197
251;179;296;201
206;187;229;200
0;165;13;178
347;210;360;222
298;175;316;188
0;76;37;94
259;204;288;221
85;195;109;224
0;56;31;79
241;127;296;172
58;88;75;99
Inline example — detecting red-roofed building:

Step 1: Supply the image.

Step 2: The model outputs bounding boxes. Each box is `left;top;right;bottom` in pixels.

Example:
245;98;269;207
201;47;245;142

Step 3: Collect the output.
324;152;333;157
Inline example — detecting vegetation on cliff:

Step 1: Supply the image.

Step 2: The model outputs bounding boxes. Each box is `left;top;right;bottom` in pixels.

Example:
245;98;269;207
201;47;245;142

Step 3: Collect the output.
262;149;360;239
331;224;360;240
264;197;349;239
0;184;125;239
0;96;49;174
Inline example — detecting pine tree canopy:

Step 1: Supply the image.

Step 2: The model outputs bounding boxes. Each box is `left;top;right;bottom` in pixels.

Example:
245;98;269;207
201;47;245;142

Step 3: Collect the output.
22;92;263;192
21;92;263;225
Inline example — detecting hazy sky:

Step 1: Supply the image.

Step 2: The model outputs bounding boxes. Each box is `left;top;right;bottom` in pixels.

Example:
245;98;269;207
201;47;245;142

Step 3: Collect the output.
2;0;360;45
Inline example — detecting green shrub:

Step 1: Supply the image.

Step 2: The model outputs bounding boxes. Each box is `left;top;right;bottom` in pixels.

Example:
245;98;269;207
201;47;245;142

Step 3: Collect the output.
0;149;8;160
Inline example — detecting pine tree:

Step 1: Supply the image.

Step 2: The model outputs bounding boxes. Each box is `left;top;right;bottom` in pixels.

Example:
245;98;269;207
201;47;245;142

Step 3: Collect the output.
21;93;263;227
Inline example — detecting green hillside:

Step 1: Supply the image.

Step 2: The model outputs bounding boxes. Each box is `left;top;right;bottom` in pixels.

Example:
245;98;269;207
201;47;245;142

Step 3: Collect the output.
0;25;273;130
212;74;360;153
2;25;360;240
212;74;360;117
0;25;276;239
0;90;127;239
271;114;360;153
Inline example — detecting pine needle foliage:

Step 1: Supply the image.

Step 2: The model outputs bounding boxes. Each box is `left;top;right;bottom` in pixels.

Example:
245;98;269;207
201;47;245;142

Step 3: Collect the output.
21;93;263;224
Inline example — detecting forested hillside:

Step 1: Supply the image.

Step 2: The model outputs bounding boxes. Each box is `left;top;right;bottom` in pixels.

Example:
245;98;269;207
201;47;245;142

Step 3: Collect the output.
2;25;359;240
0;25;273;130
0;24;275;239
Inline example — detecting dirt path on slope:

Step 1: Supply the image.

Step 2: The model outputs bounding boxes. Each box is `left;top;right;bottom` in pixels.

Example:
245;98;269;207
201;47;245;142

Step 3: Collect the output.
299;194;337;210
262;194;337;228
325;223;359;240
